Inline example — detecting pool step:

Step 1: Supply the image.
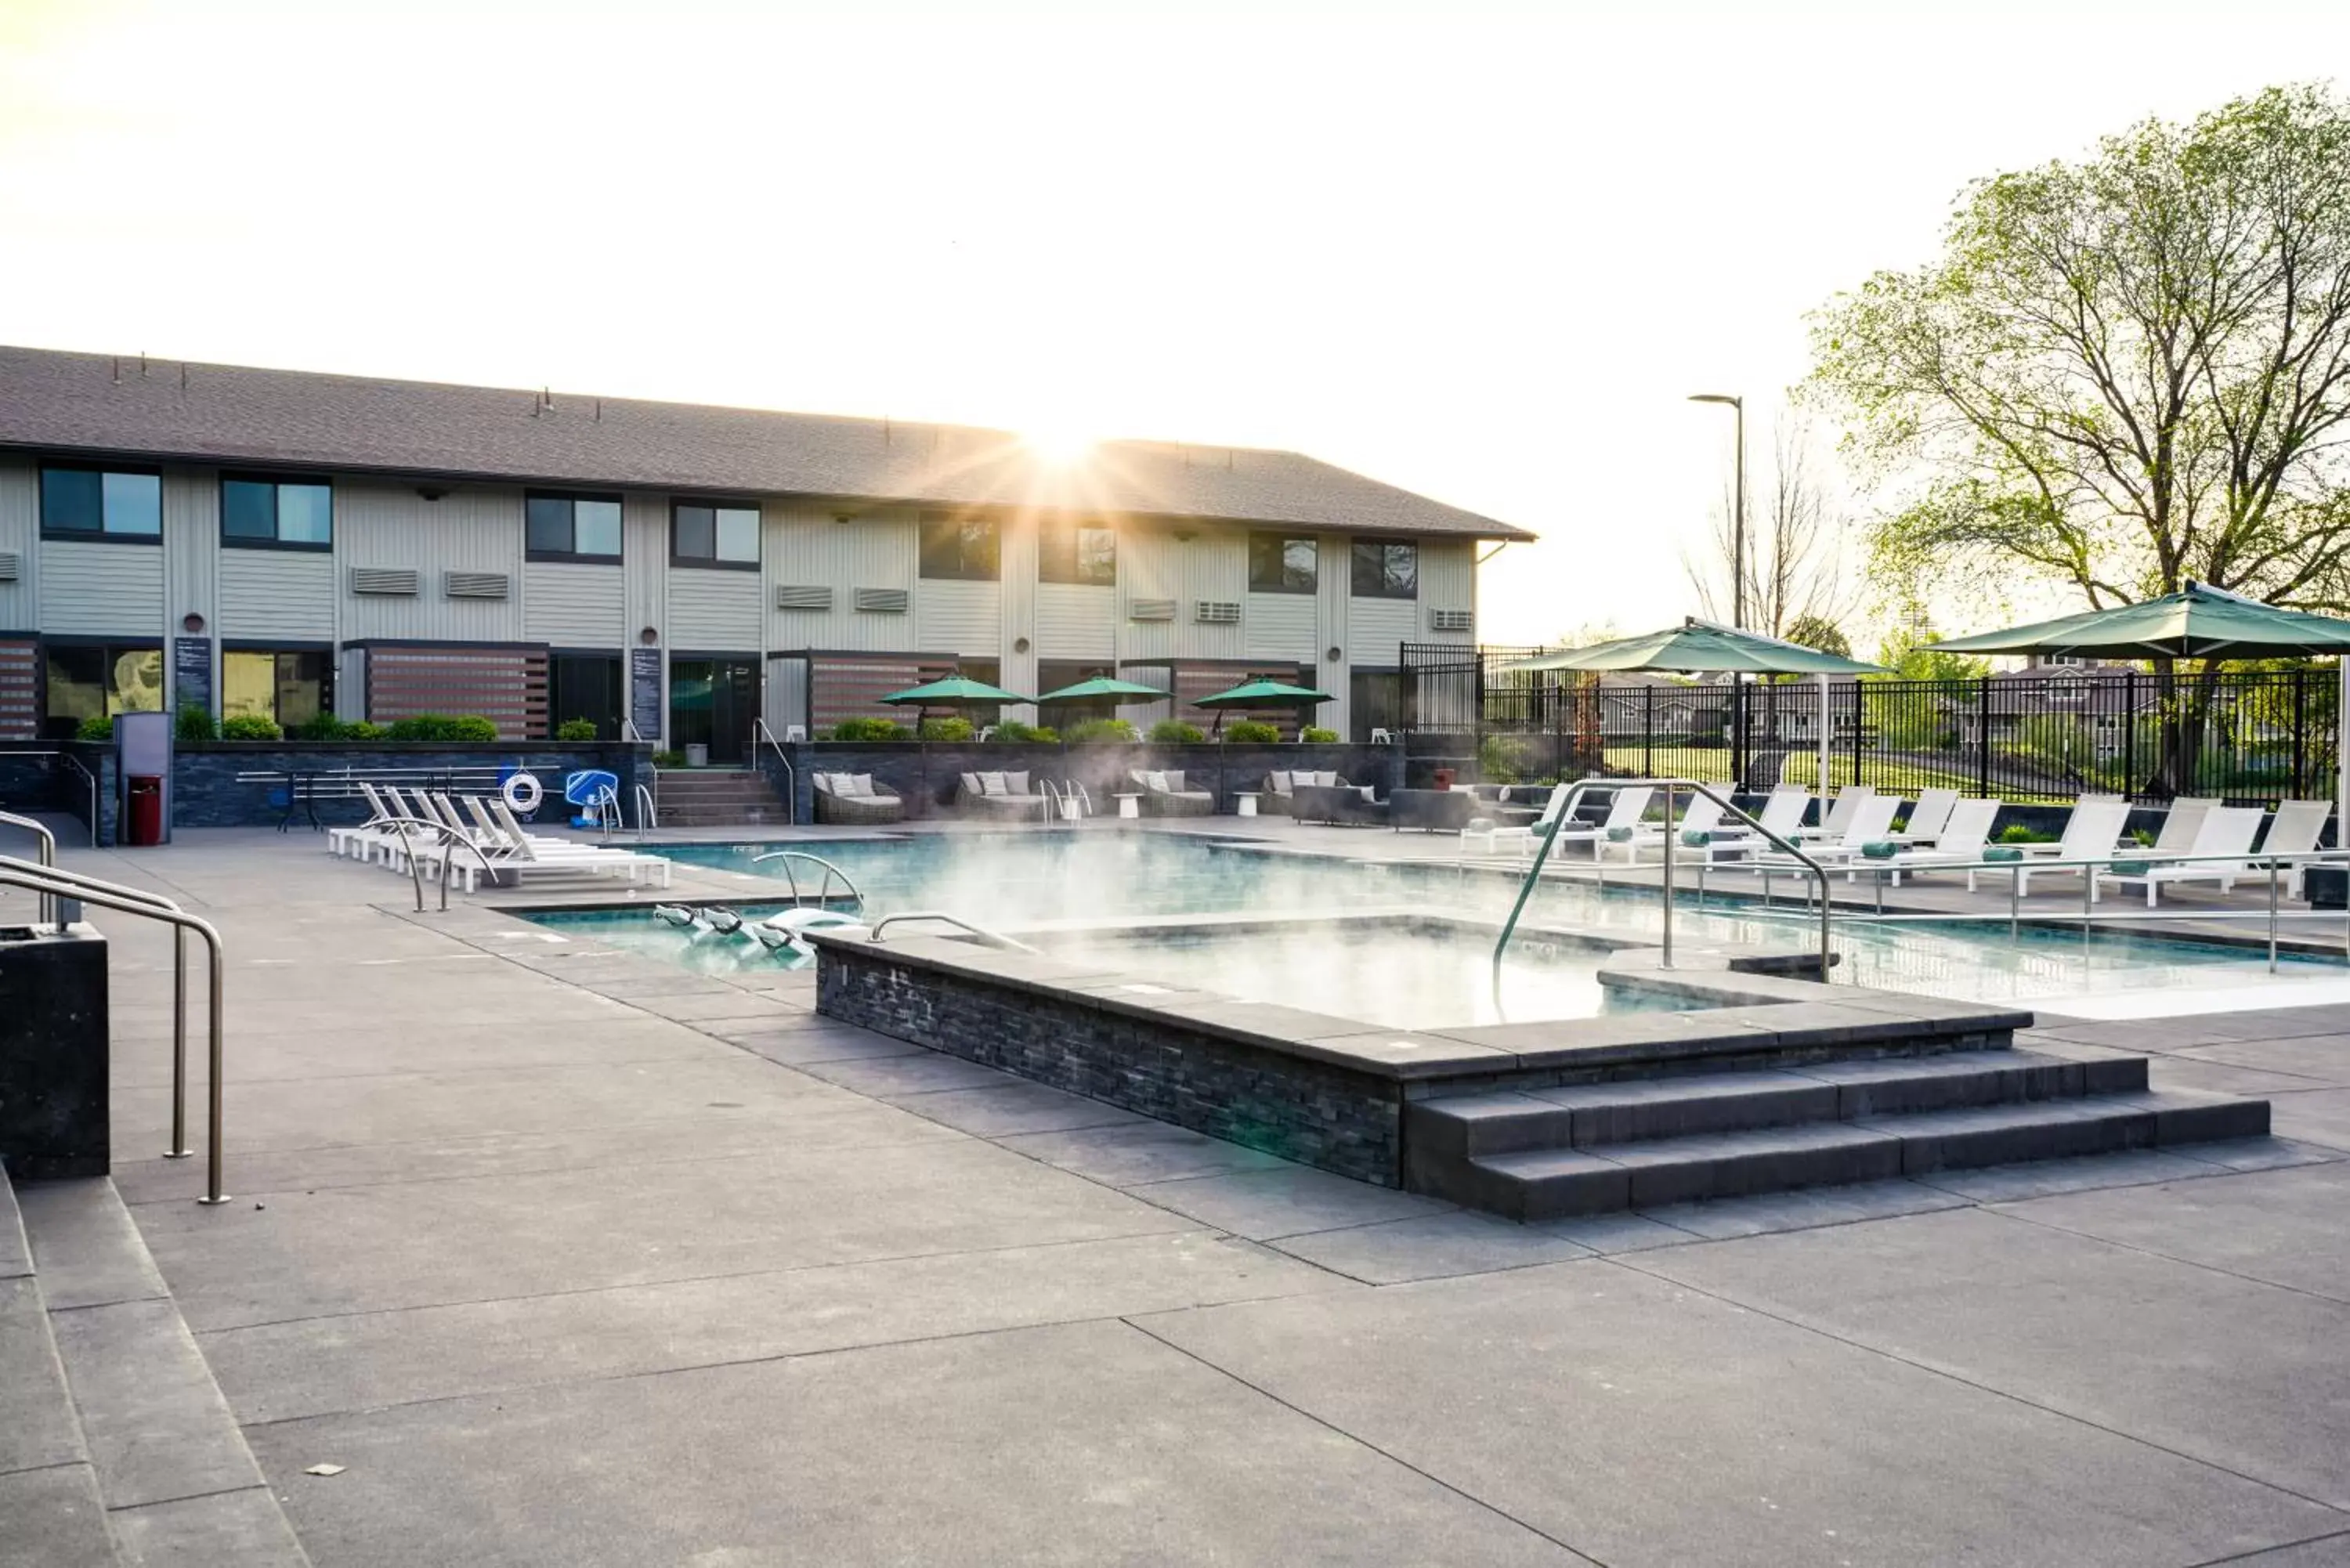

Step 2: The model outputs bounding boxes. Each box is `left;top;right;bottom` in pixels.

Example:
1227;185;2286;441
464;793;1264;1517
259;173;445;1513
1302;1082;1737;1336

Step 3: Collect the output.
1405;1051;2269;1222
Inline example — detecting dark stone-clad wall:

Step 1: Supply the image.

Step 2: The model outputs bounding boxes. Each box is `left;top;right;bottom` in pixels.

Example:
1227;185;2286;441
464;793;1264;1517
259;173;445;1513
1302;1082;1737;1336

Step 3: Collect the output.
170;742;657;829
816;950;1403;1183
0;928;110;1179
765;742;1404;822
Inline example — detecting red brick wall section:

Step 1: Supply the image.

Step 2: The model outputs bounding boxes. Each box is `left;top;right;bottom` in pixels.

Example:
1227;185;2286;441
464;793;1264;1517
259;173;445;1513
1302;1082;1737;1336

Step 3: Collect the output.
365;647;548;740
810;657;956;731
0;641;35;739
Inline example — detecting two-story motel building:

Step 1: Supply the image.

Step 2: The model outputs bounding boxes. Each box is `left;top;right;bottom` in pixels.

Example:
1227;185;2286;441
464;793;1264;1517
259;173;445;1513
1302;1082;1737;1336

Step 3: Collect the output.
0;347;1532;757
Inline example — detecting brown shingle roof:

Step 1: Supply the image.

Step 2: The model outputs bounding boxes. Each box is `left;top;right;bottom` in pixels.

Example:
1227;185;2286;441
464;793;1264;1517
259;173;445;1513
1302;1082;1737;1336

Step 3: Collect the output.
0;347;1532;541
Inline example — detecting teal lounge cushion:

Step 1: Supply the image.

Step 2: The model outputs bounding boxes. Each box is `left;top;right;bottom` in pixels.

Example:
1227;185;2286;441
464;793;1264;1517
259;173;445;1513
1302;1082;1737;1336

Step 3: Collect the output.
2111;859;2152;877
1982;846;2023;862
1860;840;1898;859
1607;826;1636;842
1680;829;1712;847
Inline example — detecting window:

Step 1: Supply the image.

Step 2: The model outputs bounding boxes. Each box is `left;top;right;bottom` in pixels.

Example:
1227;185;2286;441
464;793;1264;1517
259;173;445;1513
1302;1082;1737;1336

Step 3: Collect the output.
221;474;332;549
670;500;761;569
548;653;623;739
1350;539;1418;599
526;491;623;562
1248;533;1316;594
920;513;1000;580
1038;520;1115;586
41;465;161;540
222;650;330;728
43;643;163;736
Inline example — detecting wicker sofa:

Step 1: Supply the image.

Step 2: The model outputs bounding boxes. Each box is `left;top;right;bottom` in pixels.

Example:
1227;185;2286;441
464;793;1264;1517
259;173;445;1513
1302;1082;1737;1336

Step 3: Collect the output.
1126;768;1215;817
955;769;1050;820
1261;769;1350;815
812;771;906;825
1292;782;1390;826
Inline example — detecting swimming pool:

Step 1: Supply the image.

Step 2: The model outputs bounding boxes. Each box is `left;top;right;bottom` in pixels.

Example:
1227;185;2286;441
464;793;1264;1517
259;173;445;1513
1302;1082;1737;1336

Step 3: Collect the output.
533;833;2350;1019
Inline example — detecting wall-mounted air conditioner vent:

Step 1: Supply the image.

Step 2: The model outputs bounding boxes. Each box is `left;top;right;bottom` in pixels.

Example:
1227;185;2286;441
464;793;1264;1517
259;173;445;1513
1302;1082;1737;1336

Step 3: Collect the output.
1194;600;1242;625
445;571;511;601
775;584;834;611
0;552;18;583
1129;598;1177;622
349;567;419;597
854;587;909;614
1429;607;1473;633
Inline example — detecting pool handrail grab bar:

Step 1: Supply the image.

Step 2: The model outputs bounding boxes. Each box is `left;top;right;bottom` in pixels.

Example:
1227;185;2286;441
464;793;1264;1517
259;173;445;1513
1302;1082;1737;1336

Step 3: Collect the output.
377;812;497;912
0;809;60;930
1494;778;1834;981
752;718;795;826
60;753;100;846
635;782;658;833
866;911;1041;954
748;850;866;916
0;857;230;1204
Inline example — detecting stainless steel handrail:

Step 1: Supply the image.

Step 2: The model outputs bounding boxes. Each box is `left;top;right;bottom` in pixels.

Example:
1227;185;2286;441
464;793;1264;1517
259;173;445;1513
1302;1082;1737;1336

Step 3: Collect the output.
1494;778;1834;980
749;850;866;915
867;911;1040;953
634;782;658;833
60;753;100;846
378;814;498;912
0;859;228;1204
0;810;60;930
622;717;643;742
751;718;795;826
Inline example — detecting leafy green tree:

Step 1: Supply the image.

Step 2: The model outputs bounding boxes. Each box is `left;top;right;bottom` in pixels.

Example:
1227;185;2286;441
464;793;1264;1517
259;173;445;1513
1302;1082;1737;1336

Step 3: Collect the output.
1783;615;1850;658
1875;627;1989;683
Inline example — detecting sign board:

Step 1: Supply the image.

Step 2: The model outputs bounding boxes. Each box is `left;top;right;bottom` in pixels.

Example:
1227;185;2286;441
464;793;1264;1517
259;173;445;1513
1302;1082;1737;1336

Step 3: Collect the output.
629;647;663;741
172;637;212;715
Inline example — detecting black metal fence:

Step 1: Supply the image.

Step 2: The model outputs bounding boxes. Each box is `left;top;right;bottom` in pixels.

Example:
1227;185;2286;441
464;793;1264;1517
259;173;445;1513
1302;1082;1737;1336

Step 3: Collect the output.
1398;643;2341;806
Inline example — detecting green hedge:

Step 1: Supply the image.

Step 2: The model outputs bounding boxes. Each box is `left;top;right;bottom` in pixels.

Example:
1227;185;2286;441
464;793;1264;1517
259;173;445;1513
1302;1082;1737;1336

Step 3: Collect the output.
1148;720;1206;743
386;714;500;743
1065;718;1137;742
74;714;114;741
827;717;910;742
1301;726;1339;743
1222;720;1282;744
219;714;284;741
555;718;599;741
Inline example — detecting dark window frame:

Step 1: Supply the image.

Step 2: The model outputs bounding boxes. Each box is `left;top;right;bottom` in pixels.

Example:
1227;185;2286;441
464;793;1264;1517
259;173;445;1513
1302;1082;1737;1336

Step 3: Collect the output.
219;471;335;552
668;497;761;571
1037;518;1116;586
526;490;624;564
919;512;1000;582
39;461;164;544
1248;532;1317;594
1350;538;1419;600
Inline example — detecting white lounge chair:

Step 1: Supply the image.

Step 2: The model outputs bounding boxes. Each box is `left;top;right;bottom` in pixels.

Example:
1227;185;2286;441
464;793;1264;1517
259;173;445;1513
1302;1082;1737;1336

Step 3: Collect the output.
328;782;396;860
1748;793;1901;873
2258;799;2333;898
1461;781;1572;859
1859;798;2002;887
1600;790;1726;864
2001;798;2135;898
1890;788;1958;846
2097;805;2265;908
488;800;672;887
2146;797;2218;861
1549;785;1658;861
1794;784;1876;844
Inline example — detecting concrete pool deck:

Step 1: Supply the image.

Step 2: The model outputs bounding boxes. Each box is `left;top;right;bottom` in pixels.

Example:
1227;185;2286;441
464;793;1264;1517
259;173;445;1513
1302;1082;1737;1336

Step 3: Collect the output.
10;818;2350;1564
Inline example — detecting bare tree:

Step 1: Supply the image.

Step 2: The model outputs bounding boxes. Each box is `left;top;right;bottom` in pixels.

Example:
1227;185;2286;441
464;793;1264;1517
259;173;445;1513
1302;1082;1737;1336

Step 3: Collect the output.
1684;415;1853;641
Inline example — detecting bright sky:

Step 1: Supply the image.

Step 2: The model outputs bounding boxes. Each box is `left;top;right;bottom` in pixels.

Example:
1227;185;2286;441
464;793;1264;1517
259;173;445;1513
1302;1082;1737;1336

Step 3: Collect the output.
3;0;2345;652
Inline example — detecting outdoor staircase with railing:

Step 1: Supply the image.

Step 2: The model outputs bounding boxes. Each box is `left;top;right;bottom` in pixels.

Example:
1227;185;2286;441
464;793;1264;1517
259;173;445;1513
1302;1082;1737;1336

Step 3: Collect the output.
653;768;790;828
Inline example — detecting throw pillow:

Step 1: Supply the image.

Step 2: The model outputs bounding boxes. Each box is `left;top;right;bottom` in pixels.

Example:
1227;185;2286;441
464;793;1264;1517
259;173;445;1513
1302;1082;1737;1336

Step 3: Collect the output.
1005;771;1029;796
849;774;877;797
1144;771;1170;793
978;771;1008;796
960;772;985;797
1313;770;1337;787
1267;770;1291;793
1163;770;1186;793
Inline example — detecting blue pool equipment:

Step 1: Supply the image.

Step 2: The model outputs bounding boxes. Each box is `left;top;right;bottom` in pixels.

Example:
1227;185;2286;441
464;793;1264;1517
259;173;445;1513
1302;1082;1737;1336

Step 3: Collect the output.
562;768;618;829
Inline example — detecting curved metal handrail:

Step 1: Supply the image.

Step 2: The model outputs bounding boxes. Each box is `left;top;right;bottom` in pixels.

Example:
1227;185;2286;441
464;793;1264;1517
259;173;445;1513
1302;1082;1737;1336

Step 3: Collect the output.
635;782;658;834
0;859;229;1204
379;815;498;912
60;753;100;846
749;850;866;915
866;911;1039;953
752;718;796;826
0;810;60;930
1493;777;1834;981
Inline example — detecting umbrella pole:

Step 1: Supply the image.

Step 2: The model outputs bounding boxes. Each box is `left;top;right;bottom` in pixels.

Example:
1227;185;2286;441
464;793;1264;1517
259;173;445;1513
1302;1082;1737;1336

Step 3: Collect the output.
2339;656;2348;857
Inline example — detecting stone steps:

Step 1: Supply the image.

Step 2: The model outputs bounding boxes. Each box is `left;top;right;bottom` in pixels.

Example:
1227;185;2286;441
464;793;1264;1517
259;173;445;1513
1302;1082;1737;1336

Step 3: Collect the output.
654;769;790;827
1405;1050;2270;1223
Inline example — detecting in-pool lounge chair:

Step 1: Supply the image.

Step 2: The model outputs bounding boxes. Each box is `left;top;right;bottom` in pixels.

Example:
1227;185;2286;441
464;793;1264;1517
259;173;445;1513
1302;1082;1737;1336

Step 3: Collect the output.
2096;805;2265;907
1127;769;1215;817
813;772;906;825
956;770;1050;820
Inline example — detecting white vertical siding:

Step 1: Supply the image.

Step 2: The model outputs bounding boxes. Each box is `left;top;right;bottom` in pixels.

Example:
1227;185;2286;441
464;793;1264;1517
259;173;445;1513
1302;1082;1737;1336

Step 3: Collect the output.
162;468;216;670
997;514;1038;713
763;505;919;652
1113;526;1247;662
336;481;526;642
1116;527;1179;663
524;562;625;646
622;492;667;740
41;540;164;635
1347;597;1419;663
0;459;36;633
668;570;764;649
1244;593;1316;659
1035;584;1115;658
1419;539;1474;642
1315;533;1350;735
218;550;337;641
916;578;1001;656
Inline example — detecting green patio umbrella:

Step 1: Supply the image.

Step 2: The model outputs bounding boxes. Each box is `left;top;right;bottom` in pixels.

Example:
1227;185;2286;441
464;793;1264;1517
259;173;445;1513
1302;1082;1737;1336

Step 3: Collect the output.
877;674;1036;715
1498;619;1887;798
1033;675;1173;704
1934;580;2350;831
1191;677;1334;736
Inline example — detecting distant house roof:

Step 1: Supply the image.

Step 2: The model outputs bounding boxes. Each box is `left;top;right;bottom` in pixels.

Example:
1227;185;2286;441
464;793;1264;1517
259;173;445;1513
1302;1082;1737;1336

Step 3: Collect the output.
0;346;1534;541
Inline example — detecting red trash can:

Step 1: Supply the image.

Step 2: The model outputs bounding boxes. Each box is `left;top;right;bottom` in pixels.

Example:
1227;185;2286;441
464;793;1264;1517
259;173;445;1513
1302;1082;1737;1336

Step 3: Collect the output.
1432;767;1456;791
127;775;165;846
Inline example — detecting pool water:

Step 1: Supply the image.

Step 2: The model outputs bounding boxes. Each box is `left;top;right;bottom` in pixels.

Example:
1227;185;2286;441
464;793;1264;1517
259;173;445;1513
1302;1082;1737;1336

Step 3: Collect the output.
534;833;2348;1018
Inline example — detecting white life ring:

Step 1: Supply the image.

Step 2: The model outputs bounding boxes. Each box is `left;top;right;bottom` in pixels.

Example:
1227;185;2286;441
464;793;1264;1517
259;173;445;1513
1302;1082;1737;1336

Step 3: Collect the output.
501;772;544;815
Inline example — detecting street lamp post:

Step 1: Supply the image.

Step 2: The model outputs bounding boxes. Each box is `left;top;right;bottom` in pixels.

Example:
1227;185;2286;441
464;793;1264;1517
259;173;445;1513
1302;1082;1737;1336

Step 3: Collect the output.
1688;393;1745;629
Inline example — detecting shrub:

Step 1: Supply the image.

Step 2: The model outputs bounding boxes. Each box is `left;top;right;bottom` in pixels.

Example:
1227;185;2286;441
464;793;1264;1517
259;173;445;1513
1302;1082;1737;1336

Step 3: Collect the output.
555;718;599;742
827;716;909;742
289;712;342;741
917;716;974;742
990;720;1060;743
220;714;284;741
653;749;688;768
1066;717;1137;743
1222;720;1282;744
1148;719;1205;743
175;705;219;742
386;714;500;743
1300;726;1339;743
339;721;387;742
1996;822;2055;844
74;713;114;741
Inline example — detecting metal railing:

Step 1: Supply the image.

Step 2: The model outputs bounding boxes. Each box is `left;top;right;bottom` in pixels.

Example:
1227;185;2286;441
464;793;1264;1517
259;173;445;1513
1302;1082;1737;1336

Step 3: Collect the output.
749;850;866;914
867;911;1040;953
377;814;499;912
60;753;100;845
0;811;60;930
0;857;229;1204
622;717;645;743
752;718;795;826
1494;777;1834;979
635;782;658;833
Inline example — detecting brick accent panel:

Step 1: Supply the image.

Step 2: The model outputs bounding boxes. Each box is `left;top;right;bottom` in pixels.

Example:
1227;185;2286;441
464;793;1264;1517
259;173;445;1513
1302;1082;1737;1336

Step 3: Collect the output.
0;641;37;739
1172;660;1315;739
808;656;956;730
365;647;548;739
